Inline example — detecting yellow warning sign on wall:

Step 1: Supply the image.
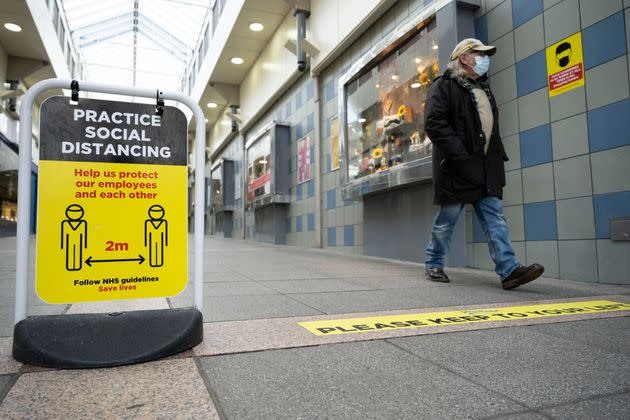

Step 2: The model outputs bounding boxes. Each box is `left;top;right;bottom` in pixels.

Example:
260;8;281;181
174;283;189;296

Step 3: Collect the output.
299;300;630;335
546;32;585;97
36;97;188;303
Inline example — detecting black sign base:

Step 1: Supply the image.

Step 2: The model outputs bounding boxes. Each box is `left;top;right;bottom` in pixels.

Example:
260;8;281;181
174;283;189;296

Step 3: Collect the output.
12;308;203;368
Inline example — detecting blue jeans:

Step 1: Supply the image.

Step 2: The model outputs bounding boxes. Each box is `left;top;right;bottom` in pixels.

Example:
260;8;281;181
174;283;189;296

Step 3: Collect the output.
425;196;520;279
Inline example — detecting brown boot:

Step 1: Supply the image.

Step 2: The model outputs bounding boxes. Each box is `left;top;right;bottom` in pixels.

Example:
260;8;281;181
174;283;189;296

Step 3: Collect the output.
502;264;544;290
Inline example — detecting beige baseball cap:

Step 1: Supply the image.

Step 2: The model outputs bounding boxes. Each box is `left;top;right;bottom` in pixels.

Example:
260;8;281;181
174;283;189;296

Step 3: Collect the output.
449;38;497;61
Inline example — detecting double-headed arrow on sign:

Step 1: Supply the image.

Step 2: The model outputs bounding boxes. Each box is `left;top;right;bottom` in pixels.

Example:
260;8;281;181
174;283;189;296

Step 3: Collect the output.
85;255;145;267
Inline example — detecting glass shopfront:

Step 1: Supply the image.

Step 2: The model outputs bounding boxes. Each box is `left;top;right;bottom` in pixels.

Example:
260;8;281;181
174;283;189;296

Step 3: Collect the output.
211;165;222;207
0;139;19;223
246;133;271;202
340;18;438;198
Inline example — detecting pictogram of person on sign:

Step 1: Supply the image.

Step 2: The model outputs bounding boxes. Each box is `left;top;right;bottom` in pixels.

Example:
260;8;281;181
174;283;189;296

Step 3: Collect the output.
61;204;87;271
144;204;168;267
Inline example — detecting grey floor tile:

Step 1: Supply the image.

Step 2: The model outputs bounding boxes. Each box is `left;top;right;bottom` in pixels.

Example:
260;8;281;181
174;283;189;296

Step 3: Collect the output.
203;294;323;322
197;341;525;420
525;317;630;356
541;391;630;419
200;282;279;297
263;278;374;294
0;373;13;399
389;327;630;408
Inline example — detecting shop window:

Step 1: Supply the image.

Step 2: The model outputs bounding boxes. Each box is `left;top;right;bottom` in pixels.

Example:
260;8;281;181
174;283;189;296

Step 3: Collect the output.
340;19;439;198
246;133;271;201
211;166;222;207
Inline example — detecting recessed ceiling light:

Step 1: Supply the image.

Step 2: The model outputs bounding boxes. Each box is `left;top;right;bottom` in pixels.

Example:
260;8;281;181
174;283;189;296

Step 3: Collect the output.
358;118;366;123
411;82;421;89
231;57;244;65
249;22;264;32
205;118;208;123
415;58;421;64
391;74;399;81
207;102;218;108
4;23;22;32
432;44;438;50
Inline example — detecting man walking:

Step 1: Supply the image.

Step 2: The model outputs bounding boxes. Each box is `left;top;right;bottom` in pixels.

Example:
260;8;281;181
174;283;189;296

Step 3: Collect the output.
423;38;544;290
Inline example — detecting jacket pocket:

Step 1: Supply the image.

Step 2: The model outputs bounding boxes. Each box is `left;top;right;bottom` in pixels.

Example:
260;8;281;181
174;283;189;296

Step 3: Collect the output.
449;155;484;190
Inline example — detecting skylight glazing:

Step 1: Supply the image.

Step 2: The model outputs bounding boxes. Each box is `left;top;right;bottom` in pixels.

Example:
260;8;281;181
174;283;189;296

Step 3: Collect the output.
61;0;208;100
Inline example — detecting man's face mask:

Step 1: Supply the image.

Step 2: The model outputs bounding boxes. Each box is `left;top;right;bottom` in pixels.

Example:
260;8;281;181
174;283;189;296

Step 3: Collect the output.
473;55;490;76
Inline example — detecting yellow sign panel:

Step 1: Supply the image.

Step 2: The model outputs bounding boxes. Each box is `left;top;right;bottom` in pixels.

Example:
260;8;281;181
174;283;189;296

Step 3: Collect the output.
546;32;585;97
36;97;188;303
299;300;630;335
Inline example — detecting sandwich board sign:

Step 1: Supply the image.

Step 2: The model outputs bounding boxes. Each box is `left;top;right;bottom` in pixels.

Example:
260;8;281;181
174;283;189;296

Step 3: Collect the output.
36;96;188;303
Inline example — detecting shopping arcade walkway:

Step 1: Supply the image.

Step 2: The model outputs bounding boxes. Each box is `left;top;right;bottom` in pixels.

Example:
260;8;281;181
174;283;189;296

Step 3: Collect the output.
0;235;629;418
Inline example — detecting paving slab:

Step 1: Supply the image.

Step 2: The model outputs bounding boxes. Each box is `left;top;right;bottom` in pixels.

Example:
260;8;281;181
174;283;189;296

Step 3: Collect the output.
197;340;526;419
263;278;377;294
541;391;630;419
0;358;219;419
0;337;21;374
525;317;630;356
194;296;630;357
201;294;324;322
389;326;630;408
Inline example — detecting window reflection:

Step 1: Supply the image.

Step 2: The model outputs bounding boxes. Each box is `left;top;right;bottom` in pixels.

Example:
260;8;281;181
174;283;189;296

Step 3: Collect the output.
346;20;438;181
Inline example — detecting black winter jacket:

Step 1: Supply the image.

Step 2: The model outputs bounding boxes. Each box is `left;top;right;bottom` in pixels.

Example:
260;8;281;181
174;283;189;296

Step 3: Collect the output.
424;69;508;205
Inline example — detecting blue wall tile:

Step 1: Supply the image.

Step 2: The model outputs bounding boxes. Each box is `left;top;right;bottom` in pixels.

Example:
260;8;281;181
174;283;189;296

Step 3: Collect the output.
512;0;542;28
296;215;303;232
520;124;552;167
516;50;547;96
306;80;314;101
524;201;558;240
307;179;315;198
326;154;332;173
285;101;292;117
295;91;302;110
344;199;353;207
327;227;337;246
310;145;315;164
307;113;314;133
286;217;291;233
344;225;355;246
296;183;303;201
474;15;488;45
325;117;331;138
472;212;486;243
593;191;630;238
582;12;627;70
327;189;336;209
325;79;335;103
295;122;303;140
308;212;315;231
588;99;630;152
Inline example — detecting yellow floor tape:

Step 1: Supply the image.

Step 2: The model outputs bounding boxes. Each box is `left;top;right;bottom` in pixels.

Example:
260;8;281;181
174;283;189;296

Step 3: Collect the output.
299;300;630;336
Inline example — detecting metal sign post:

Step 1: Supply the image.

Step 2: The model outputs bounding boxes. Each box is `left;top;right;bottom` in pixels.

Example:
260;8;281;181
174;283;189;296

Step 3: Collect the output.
13;79;206;368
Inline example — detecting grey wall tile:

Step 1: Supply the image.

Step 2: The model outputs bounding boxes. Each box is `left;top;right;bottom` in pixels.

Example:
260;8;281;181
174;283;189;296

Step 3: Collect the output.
503;134;521;171
474;0;487;17
466;210;473;242
518;88;550;131
597;239;630;284
554;155;593;199
490;32;516;76
556;196;596;239
503;169;524;205
487;0;513;42
551;113;589;160
512;240;526;262
491;66;517;105
550;86;586;121
466;243;474;266
487;0;506;12
558;240;598;282
544;0;580;46
499;99;519;136
514;15;545;62
504;204;525;241
585;56;630;110
544;0;563;9
579;0;623;28
522;163;555;203
625;0;630;9
526;241;560;277
473;243;495;271
591;145;630;194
